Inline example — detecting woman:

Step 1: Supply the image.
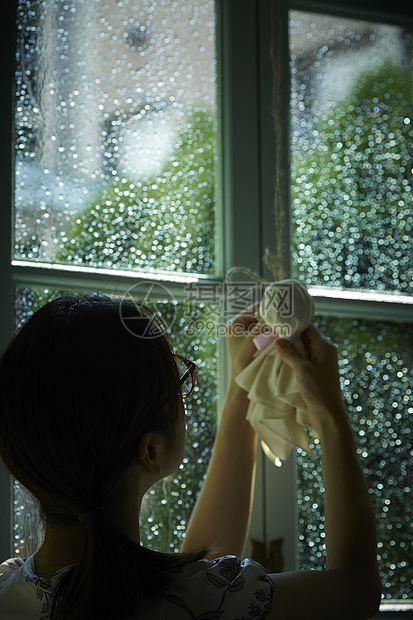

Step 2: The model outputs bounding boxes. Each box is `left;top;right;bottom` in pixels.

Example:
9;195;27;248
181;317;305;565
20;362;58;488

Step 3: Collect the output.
0;294;381;619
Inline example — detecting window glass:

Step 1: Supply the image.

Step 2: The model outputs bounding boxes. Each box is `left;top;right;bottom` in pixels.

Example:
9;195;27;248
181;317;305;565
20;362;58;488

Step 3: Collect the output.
290;11;413;294
297;316;413;602
15;0;217;275
13;288;218;555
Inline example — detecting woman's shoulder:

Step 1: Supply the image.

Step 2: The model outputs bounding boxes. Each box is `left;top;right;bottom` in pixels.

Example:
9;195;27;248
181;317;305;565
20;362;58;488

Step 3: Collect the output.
0;557;26;583
176;554;270;579
0;554;55;591
161;555;274;619
0;557;26;573
0;557;30;598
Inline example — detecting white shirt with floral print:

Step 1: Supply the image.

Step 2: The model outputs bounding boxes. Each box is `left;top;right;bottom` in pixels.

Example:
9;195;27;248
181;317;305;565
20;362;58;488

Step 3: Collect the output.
0;553;273;619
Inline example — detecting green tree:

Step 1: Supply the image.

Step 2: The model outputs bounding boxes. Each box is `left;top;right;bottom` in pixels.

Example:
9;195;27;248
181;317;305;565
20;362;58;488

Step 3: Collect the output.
56;107;216;275
292;62;413;293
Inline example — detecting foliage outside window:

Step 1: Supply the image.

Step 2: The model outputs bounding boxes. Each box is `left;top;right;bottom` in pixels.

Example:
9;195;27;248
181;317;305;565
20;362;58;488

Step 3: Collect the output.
15;0;217;275
290;11;412;605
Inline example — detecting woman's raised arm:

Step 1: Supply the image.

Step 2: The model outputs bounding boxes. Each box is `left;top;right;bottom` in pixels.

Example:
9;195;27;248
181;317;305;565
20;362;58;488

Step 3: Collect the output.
180;305;259;558
267;326;382;620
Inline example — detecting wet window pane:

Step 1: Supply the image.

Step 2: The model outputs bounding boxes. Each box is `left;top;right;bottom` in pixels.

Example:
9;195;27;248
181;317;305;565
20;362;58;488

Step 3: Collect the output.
290;11;413;294
15;0;217;275
13;288;217;555
297;316;413;602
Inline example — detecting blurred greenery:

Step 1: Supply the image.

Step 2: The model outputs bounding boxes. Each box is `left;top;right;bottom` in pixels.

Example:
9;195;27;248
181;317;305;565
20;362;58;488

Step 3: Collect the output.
292;62;413;293
291;59;412;599
55;107;216;275
297;315;413;600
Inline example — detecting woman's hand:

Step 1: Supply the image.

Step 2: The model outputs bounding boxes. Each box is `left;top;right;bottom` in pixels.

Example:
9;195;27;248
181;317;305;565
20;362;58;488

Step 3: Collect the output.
275;325;348;435
225;303;260;380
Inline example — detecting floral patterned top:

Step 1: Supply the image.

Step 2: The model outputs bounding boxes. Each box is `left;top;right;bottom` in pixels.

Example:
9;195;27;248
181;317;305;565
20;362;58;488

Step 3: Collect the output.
0;554;273;619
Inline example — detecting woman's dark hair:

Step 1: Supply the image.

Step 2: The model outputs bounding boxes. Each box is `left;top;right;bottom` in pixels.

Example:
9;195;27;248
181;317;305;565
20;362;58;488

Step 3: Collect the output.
0;294;205;619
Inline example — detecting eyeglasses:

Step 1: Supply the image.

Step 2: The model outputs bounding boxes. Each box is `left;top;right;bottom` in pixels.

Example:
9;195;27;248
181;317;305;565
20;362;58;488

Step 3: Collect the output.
173;354;196;398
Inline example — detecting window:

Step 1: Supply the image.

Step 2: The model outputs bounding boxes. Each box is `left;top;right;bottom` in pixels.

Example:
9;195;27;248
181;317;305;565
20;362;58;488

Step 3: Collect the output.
14;0;217;274
288;8;413;609
10;0;219;557
1;0;412;615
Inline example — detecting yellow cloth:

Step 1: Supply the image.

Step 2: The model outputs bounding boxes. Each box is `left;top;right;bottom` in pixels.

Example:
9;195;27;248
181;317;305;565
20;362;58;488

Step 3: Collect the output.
236;339;317;464
235;279;317;464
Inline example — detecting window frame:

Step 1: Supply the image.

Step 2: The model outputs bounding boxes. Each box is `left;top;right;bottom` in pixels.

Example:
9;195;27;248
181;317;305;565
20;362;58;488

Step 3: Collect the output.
1;0;413;616
257;1;413;615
